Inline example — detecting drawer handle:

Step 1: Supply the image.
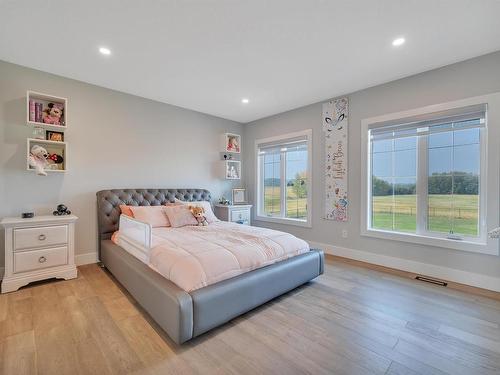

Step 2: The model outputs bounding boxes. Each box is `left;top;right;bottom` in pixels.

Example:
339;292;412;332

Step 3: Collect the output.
38;256;47;263
38;234;46;241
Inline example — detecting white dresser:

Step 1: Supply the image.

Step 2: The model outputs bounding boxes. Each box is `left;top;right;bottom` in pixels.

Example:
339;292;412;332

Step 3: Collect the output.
214;204;252;225
1;215;78;293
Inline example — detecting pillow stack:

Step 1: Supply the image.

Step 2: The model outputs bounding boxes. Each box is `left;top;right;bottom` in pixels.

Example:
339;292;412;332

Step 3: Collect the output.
118;200;219;228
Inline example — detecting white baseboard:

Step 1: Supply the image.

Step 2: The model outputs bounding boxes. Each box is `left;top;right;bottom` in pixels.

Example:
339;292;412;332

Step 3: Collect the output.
75;252;98;266
309;241;500;293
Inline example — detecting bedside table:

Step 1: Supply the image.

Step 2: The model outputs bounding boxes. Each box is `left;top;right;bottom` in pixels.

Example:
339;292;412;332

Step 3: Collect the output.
1;215;78;293
214;204;252;225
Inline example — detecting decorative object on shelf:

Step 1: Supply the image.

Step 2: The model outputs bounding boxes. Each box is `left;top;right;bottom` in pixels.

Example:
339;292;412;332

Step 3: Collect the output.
42;102;64;125
225;160;241;180
489;227;500;238
219;197;231;205
21;212;35;219
53;204;71;216
223;153;233;160
323;97;349;222
27;138;67;173
46;130;64;142
223;133;241;153
189;206;208;226
27;91;67;128
33;126;45;140
232;188;247;204
28;144;49;176
46;152;64;170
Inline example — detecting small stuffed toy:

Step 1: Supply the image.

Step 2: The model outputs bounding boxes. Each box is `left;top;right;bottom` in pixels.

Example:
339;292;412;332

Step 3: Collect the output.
189;205;208;226
46;153;64;170
28;144;49;176
43;103;63;125
53;204;71;216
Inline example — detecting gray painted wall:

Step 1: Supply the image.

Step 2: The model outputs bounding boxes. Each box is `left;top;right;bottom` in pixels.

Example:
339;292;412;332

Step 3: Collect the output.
0;60;243;267
243;51;500;279
1;52;500;281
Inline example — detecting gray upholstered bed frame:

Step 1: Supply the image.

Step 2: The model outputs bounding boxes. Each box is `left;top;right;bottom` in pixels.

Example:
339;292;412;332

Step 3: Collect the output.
97;189;324;344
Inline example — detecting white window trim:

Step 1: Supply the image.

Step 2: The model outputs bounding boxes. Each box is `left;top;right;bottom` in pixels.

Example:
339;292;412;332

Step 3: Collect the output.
255;129;313;228
360;94;499;256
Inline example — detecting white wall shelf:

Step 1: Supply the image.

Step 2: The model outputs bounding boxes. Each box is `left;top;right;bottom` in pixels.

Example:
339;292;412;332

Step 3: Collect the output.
224;160;241;180
27;90;67;131
222;132;241;154
27;138;68;173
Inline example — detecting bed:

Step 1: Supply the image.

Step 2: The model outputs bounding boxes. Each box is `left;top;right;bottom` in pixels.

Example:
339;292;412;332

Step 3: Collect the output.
97;189;324;344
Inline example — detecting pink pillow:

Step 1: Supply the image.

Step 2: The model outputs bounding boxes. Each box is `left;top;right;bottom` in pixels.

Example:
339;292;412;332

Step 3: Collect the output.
174;199;219;223
119;205;134;217
129;206;170;227
164;202;182;207
164;205;198;228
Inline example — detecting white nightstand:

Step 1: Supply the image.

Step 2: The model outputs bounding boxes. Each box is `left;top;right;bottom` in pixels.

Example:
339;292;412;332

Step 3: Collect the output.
1;215;78;293
214;204;252;225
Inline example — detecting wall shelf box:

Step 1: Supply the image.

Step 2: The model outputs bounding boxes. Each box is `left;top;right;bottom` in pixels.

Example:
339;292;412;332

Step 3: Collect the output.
224;160;241;180
26;90;67;131
27;138;67;173
222;133;241;154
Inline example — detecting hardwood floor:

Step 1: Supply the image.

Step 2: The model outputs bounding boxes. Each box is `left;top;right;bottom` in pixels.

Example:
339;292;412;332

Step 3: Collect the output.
1;256;499;374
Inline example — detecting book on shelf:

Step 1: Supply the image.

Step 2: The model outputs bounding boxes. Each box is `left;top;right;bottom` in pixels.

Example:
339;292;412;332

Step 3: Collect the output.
35;102;43;123
29;99;35;121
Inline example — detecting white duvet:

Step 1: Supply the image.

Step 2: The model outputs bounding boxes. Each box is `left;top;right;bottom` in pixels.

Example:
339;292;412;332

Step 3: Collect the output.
113;221;309;292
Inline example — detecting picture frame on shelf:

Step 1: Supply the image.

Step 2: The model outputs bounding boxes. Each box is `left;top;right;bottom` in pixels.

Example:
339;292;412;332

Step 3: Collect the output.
232;188;247;204
46;130;64;142
223;133;241;153
225;160;241;180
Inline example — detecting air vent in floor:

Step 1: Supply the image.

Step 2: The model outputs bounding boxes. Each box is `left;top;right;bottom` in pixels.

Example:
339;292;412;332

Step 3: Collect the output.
415;276;448;287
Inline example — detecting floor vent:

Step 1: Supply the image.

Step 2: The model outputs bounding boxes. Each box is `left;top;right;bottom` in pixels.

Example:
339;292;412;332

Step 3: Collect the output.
415;276;448;287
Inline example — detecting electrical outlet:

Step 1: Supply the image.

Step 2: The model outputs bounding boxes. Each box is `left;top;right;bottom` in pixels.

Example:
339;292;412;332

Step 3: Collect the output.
342;229;348;238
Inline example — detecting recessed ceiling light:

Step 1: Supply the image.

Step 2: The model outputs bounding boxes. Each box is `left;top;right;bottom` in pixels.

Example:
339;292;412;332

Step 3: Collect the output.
99;47;111;55
241;98;249;104
392;37;405;47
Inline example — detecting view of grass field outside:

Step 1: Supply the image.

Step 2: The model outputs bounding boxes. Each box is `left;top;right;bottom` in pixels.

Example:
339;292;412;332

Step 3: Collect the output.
262;143;308;220
371;127;480;237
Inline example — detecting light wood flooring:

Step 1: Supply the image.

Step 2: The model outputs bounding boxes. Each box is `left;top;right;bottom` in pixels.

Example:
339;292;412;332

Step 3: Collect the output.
1;256;500;375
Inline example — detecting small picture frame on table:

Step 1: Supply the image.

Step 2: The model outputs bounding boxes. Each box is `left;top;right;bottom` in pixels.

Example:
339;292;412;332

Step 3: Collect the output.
232;188;247;205
46;130;64;142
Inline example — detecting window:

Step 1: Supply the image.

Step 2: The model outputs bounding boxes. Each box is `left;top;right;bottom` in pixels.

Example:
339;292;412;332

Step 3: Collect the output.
362;103;491;253
256;130;312;227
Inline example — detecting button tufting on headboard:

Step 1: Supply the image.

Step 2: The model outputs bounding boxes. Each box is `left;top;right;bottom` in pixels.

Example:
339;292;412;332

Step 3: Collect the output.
96;189;211;251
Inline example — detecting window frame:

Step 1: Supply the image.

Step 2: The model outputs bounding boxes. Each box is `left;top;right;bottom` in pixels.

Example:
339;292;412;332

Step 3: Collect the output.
360;97;497;255
255;129;313;227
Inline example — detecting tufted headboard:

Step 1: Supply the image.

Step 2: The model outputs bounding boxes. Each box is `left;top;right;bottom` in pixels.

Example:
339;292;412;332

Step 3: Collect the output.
96;189;211;254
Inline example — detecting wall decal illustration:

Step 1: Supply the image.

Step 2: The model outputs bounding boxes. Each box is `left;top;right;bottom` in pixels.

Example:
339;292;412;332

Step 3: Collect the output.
323;97;349;221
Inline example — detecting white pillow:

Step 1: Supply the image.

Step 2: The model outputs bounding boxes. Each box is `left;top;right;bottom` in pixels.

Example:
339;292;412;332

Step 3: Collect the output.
174;199;219;223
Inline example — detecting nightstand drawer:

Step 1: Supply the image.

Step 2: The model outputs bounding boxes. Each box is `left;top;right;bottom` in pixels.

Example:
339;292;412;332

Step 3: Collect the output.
14;246;68;273
14;225;68;250
231;209;250;224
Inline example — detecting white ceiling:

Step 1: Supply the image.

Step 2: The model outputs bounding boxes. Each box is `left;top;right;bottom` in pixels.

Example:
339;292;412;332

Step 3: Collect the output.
1;1;500;123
